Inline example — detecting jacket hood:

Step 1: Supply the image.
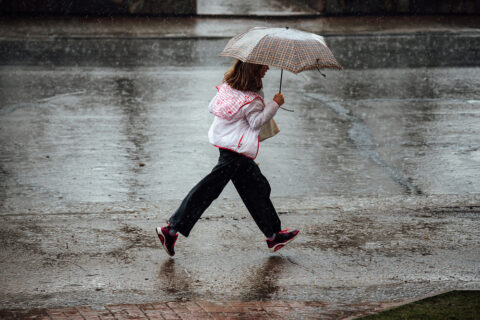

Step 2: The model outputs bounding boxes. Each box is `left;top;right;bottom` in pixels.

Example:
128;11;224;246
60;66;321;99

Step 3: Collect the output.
212;83;264;120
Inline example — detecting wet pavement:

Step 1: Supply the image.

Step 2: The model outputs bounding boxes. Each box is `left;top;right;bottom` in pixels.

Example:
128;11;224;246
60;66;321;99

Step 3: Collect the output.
1;15;480;319
1;66;480;208
1;63;479;314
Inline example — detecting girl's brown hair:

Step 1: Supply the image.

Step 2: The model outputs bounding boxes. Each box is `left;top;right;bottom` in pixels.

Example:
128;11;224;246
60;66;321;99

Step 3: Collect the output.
223;60;263;92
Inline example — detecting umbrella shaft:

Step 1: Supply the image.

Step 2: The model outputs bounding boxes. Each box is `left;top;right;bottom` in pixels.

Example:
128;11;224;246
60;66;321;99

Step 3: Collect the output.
279;69;283;93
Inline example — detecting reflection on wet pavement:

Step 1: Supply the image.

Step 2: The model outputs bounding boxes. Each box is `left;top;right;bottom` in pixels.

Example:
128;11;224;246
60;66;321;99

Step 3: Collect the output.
242;256;287;300
114;77;150;201
158;259;192;299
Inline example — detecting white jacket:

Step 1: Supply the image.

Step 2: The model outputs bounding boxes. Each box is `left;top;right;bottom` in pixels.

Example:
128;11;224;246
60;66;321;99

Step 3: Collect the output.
208;83;280;159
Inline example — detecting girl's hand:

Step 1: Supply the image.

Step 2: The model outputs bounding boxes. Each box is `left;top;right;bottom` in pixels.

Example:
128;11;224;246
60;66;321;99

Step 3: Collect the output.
274;93;284;106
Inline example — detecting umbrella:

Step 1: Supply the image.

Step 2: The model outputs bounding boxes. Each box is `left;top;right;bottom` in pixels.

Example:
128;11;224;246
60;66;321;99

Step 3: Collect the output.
220;26;341;94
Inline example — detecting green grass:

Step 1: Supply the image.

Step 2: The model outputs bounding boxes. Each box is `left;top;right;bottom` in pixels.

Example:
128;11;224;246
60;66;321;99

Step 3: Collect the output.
357;290;480;320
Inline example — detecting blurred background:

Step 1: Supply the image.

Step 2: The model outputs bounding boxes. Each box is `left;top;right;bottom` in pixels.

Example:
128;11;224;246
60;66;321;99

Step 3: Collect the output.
1;0;480;15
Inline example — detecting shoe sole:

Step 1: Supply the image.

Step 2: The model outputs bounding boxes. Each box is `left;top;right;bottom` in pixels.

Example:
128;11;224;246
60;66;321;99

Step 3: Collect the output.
270;231;299;253
156;227;174;257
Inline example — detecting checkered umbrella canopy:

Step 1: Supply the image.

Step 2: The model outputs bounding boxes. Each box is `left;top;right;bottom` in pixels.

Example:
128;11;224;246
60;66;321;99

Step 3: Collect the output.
220;27;342;74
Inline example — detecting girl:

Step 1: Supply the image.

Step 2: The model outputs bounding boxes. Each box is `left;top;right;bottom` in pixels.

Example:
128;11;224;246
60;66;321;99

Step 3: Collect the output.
156;60;299;256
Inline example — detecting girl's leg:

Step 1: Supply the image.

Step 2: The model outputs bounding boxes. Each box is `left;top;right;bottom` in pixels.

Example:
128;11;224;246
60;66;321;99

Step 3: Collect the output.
168;149;238;237
231;157;281;238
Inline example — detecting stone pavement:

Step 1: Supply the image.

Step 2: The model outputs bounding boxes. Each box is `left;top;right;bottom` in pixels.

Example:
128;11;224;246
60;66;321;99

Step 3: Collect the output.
1;300;398;320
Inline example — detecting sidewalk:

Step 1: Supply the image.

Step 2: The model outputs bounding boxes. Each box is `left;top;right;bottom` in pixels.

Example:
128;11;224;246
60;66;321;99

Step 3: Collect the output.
1;300;400;320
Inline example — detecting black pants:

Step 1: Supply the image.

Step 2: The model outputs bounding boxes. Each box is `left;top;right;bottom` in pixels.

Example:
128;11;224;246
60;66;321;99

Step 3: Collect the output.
168;148;282;238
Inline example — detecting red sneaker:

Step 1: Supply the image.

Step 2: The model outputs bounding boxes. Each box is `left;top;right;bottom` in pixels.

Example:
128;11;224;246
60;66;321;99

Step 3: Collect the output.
266;229;299;253
156;226;178;257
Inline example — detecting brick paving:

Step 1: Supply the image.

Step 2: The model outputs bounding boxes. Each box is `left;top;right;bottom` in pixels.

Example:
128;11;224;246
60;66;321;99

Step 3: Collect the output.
0;300;389;320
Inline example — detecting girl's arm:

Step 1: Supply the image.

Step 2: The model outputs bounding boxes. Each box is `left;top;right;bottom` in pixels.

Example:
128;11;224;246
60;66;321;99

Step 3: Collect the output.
243;98;280;130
